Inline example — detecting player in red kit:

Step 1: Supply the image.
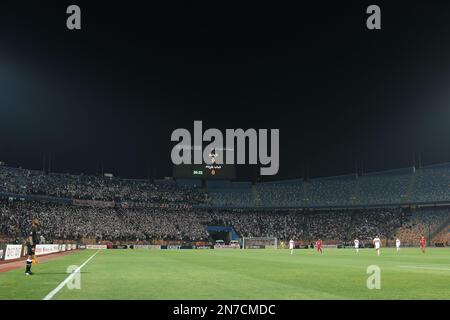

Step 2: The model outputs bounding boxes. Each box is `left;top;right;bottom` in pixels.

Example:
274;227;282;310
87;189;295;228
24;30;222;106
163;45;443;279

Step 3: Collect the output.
420;235;426;253
316;239;323;254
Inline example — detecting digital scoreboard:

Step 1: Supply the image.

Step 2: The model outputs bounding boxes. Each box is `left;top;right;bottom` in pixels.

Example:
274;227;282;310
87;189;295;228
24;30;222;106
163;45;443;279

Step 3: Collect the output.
172;147;236;179
173;163;236;179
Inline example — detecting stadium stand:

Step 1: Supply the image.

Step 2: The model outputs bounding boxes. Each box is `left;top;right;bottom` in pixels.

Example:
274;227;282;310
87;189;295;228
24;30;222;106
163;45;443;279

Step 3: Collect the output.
1;198;448;246
0;166;204;204
206;163;450;208
394;207;450;246
1;163;450;245
411;163;450;203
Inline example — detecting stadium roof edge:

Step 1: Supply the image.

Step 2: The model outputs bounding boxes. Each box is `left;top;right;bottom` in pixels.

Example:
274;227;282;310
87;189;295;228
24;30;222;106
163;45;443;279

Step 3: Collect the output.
362;166;415;176
309;173;357;181
419;161;450;169
257;178;303;185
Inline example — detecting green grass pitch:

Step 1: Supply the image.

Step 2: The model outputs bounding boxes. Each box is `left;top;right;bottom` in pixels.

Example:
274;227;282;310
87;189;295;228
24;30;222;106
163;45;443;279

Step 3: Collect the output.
0;248;449;300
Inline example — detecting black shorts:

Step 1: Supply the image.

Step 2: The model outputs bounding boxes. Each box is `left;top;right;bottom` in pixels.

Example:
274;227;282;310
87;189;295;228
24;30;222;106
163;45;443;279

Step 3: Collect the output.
27;244;36;256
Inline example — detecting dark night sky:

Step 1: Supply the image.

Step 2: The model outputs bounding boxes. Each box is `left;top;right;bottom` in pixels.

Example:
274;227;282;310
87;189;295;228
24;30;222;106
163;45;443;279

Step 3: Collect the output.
1;1;450;181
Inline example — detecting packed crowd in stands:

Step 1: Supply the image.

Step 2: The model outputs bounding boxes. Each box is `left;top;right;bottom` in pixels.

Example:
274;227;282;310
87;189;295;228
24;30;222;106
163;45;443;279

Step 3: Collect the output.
0;166;204;204
1;163;449;246
213;208;409;243
2;163;450;208
394;208;450;246
0;200;210;242
2;198;448;245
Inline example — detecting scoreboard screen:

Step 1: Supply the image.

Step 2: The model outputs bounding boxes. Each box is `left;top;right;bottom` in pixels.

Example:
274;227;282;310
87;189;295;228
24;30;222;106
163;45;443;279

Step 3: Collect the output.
173;163;236;179
173;147;236;179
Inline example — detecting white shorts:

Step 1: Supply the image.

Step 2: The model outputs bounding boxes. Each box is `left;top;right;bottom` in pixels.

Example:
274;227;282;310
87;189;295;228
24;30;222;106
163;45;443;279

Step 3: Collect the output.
375;244;380;249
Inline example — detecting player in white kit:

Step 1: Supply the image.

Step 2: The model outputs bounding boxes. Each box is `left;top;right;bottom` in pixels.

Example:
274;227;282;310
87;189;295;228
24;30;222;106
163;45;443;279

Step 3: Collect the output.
354;239;360;253
395;238;401;252
373;236;381;256
289;239;294;255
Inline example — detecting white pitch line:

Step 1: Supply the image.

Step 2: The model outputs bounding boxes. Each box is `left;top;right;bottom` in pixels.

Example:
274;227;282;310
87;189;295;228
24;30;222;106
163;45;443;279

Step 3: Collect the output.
398;265;450;271
43;250;99;300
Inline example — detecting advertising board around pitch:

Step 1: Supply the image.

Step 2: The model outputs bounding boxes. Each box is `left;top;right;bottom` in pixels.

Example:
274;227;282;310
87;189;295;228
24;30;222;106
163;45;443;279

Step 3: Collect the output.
4;244;23;260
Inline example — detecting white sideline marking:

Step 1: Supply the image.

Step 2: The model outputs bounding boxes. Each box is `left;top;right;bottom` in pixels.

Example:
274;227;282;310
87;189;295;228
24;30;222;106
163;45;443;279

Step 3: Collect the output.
43;250;99;300
398;265;450;271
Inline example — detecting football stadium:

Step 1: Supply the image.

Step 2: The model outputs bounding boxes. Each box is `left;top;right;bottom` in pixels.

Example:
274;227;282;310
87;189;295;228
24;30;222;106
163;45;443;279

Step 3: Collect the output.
1;1;450;314
0;163;449;300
